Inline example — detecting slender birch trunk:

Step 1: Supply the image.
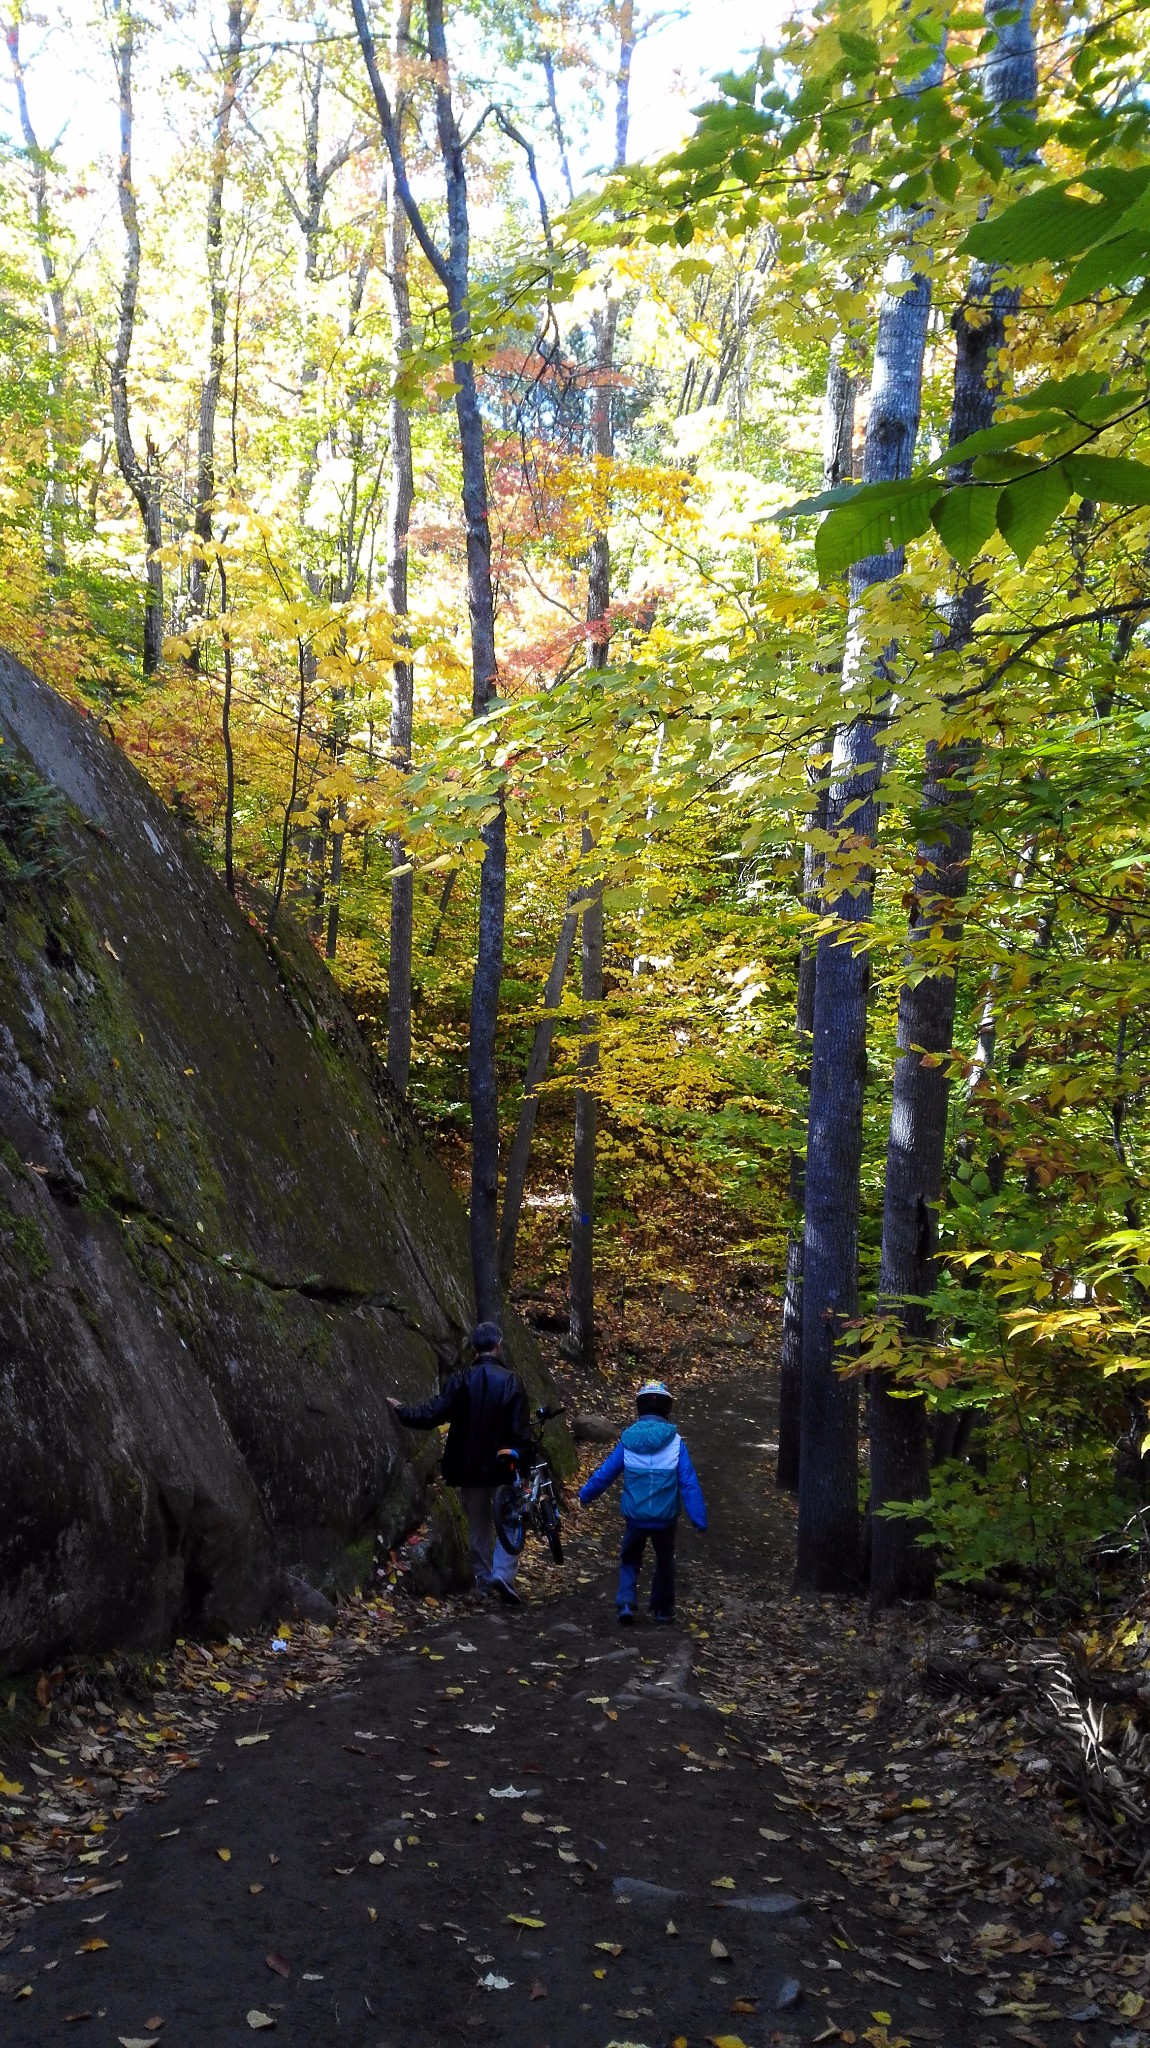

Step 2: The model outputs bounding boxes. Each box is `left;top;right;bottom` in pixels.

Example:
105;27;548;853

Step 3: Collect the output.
869;0;1037;1608
796;39;945;1592
568;0;632;1366
109;0;164;674
385;0;417;1097
189;0;247;623
778;350;856;1491
5;22;69;572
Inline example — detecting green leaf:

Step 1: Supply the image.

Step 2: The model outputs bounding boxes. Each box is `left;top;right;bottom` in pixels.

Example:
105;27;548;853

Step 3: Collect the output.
945;412;1066;465
775;481;861;522
996;464;1072;564
962;178;1148;267
1055;229;1150;307
814;480;940;578
1062;455;1150;506
931;484;1002;564
931;154;962;203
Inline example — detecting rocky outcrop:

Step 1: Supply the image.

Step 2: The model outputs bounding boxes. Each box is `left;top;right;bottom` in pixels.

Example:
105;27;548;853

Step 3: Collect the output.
0;649;560;1673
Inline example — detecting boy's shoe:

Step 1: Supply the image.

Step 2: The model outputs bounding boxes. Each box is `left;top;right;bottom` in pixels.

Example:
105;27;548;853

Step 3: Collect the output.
491;1579;522;1606
617;1605;637;1626
651;1610;674;1625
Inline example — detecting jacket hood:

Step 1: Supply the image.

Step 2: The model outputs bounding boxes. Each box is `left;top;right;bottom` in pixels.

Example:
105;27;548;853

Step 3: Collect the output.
621;1416;678;1453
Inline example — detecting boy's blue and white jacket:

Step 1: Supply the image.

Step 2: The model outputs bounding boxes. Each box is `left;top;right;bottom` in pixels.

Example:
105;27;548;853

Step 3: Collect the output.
579;1416;707;1530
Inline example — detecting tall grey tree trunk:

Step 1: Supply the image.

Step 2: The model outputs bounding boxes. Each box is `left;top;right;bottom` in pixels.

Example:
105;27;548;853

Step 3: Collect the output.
5;21;69;572
189;0;246;623
567;0;632;1366
109;0;164;674
869;0;1037;1608
796;41;944;1591
778;351;856;1491
385;0;416;1098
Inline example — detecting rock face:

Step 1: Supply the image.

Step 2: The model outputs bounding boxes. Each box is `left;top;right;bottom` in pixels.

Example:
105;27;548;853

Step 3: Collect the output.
0;649;560;1673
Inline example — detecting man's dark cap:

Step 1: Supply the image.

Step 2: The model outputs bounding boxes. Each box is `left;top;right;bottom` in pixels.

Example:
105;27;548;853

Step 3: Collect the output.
471;1321;503;1354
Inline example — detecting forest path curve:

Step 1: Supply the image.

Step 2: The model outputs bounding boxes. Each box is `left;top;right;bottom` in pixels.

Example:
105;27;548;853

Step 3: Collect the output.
2;1369;1097;2048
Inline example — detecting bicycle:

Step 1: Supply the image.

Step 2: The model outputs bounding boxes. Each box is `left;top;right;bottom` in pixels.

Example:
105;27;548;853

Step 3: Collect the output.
493;1404;565;1564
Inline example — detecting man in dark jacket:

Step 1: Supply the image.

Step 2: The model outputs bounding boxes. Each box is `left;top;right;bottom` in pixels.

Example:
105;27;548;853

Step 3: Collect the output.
388;1324;529;1604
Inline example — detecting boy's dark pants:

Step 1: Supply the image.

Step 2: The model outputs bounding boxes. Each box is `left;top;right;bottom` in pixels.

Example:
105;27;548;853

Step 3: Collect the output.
617;1519;676;1617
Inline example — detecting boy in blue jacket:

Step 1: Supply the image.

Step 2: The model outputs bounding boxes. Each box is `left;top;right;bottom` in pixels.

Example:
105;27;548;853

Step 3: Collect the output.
578;1381;707;1625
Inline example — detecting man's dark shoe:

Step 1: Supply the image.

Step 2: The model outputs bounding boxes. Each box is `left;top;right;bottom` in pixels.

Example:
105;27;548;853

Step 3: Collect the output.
651;1610;674;1625
617;1605;637;1626
492;1578;522;1606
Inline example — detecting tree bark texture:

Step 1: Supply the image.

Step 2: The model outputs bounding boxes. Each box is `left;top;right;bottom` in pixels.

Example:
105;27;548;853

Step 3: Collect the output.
6;22;69;570
797;146;941;1592
567;4;632;1366
189;0;247;622
778;348;857;1490
499;902;578;1287
385;0;416;1099
869;0;1036;1609
109;0;164;674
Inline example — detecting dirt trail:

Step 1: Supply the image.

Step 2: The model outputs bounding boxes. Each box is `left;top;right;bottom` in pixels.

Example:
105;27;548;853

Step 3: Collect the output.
1;1373;1097;2048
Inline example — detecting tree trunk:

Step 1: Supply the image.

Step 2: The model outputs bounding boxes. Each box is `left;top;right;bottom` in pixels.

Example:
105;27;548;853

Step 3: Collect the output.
189;0;246;623
796;88;942;1591
869;0;1036;1609
778;349;857;1491
109;0;164;674
567;2;632;1366
499;901;578;1287
5;21;69;572
385;0;416;1098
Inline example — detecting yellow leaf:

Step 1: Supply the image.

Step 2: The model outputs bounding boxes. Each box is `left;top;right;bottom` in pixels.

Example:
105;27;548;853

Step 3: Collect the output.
595;1942;624;1956
217;1847;231;1862
593;1967;606;1979
711;1875;736;1888
1119;1992;1145;2018
508;1915;546;1928
0;1774;24;1797
78;1937;109;1952
707;2036;749;2047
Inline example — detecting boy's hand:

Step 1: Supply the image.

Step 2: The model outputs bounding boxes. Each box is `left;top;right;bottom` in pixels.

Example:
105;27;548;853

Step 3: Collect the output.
387;1396;403;1415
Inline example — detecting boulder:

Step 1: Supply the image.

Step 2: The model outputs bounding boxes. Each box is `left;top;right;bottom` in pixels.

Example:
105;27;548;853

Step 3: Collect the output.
0;649;565;1672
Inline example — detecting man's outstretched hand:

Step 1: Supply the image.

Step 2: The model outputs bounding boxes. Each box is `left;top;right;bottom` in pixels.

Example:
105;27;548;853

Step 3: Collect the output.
387;1396;404;1415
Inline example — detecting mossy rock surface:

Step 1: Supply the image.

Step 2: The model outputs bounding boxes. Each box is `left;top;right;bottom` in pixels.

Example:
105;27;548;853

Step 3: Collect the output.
0;649;561;1673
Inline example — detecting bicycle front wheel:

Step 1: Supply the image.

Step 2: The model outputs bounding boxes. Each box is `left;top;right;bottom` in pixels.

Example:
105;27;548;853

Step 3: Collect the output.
493;1483;527;1556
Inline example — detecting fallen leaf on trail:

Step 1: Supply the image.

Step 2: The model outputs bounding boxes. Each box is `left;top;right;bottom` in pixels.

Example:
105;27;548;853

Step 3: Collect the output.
248;1883;264;1895
521;1811;546;1824
587;1696;610;1706
593;1968;606;1980
605;1708;619;1721
216;1848;231;1862
463;1723;494;1734
0;1774;24;1796
157;1829;179;1840
77;1937;108;1953
710;1937;731;1959
235;1734;270;1748
730;1998;757;2013
666;1920;677;1935
595;1942;624;1957
711;1875;736;1888
892;1952;929;1972
508;1914;545;1928
144;2018;163;2031
265;1952;290;1979
478;1972;512;1991
707;2035;749;2047
489;1785;528;1798
529;1980;547;2000
118;2038;151;2046
759;1828;788;1841
246;2012;276;2030
368;1850;385;1865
